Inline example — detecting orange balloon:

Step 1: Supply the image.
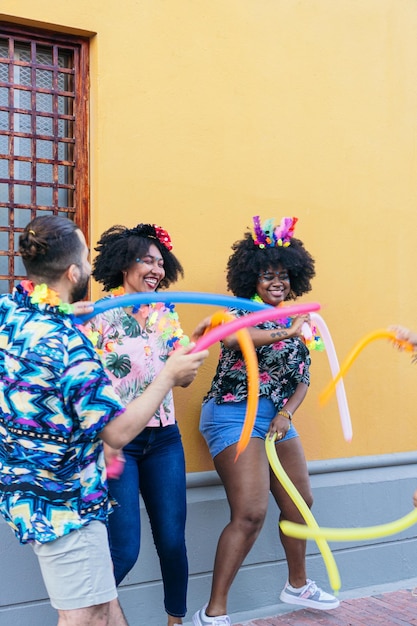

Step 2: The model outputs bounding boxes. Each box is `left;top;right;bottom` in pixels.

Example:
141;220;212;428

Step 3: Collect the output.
205;311;259;460
320;329;413;406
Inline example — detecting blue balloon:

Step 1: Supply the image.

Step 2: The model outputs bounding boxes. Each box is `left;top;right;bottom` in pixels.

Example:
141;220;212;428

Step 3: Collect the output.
73;291;270;324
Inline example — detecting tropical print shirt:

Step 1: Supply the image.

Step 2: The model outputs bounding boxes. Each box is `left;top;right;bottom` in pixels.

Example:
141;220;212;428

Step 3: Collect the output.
0;284;126;544
85;299;188;426
203;307;311;410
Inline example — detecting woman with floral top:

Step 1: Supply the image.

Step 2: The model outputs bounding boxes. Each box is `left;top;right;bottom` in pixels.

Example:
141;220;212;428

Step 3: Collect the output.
193;217;339;626
88;223;191;626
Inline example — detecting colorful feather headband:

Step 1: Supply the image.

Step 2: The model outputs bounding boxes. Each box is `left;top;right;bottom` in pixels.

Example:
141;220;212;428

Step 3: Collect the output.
252;216;298;248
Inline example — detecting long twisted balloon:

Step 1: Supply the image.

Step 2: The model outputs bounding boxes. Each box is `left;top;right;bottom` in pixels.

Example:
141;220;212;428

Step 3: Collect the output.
320;329;413;406
201;311;259;460
265;436;341;593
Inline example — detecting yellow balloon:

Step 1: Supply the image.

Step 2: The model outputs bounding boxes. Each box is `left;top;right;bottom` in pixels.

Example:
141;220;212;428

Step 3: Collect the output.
265;437;341;593
280;508;417;541
320;329;413;406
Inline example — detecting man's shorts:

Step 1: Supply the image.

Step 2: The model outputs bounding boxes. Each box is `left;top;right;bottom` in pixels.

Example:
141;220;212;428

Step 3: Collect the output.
32;520;117;610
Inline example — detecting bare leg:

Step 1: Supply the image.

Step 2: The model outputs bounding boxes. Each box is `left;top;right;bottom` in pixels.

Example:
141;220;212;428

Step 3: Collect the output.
205;438;270;617
167;615;182;626
269;437;312;588
108;599;129;625
57;598;128;626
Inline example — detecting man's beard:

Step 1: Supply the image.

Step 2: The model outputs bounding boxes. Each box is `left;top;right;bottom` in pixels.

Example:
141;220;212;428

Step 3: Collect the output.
70;273;89;303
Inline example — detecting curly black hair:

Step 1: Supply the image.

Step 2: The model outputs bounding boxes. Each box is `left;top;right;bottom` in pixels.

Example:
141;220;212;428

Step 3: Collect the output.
92;224;184;291
226;230;315;300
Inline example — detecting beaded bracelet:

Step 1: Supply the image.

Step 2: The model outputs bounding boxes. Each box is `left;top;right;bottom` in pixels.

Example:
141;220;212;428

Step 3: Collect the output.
278;409;292;422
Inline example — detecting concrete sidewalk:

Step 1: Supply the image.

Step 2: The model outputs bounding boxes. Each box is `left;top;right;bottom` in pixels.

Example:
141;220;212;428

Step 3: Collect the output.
237;590;417;625
185;578;417;626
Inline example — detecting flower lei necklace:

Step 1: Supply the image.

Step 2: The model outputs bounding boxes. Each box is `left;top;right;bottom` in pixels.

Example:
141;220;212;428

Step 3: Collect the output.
20;280;73;314
250;294;324;351
110;286;189;350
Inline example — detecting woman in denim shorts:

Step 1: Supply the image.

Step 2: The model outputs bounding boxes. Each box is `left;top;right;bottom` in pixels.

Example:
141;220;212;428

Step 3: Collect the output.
193;216;339;626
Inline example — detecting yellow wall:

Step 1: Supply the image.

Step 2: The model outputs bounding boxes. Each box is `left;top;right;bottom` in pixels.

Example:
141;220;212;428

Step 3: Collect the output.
2;1;417;471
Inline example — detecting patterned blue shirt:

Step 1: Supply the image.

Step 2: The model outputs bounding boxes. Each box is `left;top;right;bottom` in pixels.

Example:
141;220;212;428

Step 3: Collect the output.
0;284;126;544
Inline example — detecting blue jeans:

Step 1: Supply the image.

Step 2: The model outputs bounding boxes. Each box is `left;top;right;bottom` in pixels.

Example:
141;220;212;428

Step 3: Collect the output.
107;423;188;618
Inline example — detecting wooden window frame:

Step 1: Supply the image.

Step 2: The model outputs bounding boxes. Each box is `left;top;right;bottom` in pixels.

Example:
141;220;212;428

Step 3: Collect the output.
0;22;89;292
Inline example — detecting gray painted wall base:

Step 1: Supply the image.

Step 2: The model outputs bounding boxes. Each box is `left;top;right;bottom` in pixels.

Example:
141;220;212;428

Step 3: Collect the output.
1;452;417;626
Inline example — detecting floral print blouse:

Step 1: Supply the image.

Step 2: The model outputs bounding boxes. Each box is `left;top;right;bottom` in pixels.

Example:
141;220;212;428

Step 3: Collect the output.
86;300;188;427
203;307;311;411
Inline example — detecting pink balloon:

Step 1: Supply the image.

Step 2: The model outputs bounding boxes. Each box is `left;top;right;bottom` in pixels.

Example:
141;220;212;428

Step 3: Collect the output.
311;313;352;442
192;305;352;442
106;456;125;480
192;302;320;352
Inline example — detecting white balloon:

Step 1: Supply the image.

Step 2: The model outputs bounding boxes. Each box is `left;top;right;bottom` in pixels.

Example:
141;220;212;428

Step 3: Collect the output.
311;313;353;442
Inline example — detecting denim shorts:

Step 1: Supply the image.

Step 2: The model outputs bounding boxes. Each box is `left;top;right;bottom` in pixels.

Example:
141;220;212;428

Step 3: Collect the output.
200;397;299;459
32;520;117;610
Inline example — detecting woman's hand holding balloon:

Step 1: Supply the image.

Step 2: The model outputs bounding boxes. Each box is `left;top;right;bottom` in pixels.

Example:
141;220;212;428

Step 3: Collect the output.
267;413;291;441
288;314;311;337
190;316;214;342
388;325;417;348
389;325;417;362
164;343;209;388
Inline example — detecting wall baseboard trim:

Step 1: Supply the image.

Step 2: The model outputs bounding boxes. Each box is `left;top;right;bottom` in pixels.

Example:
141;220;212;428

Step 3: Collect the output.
186;451;417;488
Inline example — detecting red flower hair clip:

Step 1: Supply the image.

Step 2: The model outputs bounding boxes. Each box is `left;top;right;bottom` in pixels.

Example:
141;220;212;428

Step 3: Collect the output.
153;225;173;251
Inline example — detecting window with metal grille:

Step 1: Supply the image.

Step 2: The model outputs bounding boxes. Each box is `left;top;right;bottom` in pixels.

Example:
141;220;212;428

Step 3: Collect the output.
0;24;89;293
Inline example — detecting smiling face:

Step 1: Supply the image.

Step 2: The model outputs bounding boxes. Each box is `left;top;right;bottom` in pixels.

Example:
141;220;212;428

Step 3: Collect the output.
255;264;291;306
123;243;165;294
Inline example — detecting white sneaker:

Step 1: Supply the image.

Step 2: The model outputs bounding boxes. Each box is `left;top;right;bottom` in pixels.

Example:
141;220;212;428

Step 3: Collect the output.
280;579;340;610
192;604;231;625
